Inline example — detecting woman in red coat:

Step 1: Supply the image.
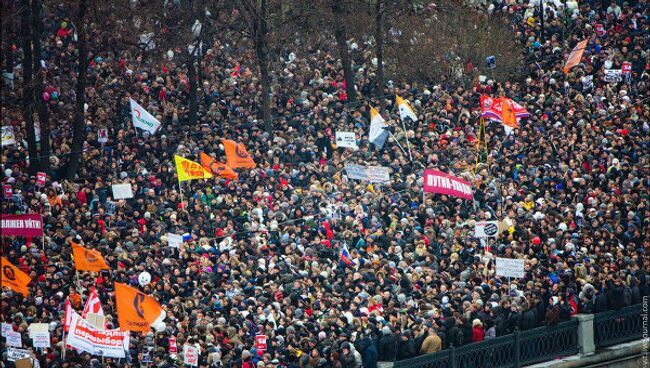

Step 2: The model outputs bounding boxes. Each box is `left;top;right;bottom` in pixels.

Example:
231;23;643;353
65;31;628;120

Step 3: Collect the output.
472;319;485;342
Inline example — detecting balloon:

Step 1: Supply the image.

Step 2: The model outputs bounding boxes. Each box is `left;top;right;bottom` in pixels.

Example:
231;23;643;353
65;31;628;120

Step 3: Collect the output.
138;271;151;286
151;321;166;332
43;92;50;102
532;237;541;245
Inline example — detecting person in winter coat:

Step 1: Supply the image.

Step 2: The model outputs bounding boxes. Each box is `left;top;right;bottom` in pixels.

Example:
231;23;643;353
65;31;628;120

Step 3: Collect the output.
445;317;463;348
396;330;416;361
340;343;357;368
471;319;485;342
520;303;537;330
607;276;625;310
377;326;398;362
357;336;378;368
594;283;609;313
419;324;442;354
484;319;497;339
546;297;561;325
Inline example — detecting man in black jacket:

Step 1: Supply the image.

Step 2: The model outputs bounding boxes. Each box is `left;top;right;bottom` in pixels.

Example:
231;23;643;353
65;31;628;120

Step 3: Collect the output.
396;330;416;361
377;326;398;362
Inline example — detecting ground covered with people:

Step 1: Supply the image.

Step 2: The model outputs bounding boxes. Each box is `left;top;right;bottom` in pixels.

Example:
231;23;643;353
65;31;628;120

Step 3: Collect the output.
1;1;648;368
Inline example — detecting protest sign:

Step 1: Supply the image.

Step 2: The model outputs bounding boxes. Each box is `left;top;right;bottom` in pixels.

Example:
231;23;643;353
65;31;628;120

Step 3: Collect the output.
603;69;623;83
86;313;106;330
366;166;390;183
67;313;129;358
111;183;134;200
423;169;473;200
496;258;525;279
594;23;605;36
2;322;13;335
622;61;632;75
335;131;358;150
474;221;499;238
31;331;51;348
169;337;177;353
36;172;46;187
344;164;390;183
28;323;49;336
15;358;32;368
7;348;30;362
5;329;22;347
166;233;183;248
98;128;108;143
1;125;16;146
4;185;12;199
1;214;44;237
183;345;199;366
256;335;267;350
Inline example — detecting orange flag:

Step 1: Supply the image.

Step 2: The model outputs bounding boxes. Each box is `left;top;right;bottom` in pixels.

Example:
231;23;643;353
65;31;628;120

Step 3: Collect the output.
500;97;519;131
200;152;239;180
1;256;31;296
563;39;588;74
72;242;109;272
222;140;256;169
114;282;162;332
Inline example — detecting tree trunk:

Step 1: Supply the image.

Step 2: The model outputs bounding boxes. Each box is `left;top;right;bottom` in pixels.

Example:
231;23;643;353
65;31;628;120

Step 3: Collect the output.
375;0;385;109
255;0;273;134
66;0;89;180
32;0;51;174
2;1;15;74
331;0;356;102
187;55;198;126
20;0;38;174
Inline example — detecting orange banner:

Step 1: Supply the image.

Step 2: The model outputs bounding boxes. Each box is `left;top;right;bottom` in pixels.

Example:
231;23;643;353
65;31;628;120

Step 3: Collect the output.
72;242;109;272
200;152;239;180
222;140;256;169
114;282;162;333
1;256;31;296
563;39;588;74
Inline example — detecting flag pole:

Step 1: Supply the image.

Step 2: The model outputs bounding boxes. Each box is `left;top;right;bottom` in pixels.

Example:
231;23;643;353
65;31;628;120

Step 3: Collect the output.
387;131;409;158
401;119;413;161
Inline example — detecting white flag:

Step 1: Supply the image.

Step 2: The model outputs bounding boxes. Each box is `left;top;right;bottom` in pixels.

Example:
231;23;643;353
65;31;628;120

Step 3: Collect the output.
130;99;161;134
368;107;389;149
396;95;418;122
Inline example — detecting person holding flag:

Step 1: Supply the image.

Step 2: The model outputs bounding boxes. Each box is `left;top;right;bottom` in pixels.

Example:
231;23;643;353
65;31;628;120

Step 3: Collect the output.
114;282;163;333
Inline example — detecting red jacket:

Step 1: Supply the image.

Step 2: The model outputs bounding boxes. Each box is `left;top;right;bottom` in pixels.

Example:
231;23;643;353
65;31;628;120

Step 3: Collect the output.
472;326;485;342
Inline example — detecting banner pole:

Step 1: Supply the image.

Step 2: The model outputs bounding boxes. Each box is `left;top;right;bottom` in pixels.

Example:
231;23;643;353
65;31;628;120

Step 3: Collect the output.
388;132;408;157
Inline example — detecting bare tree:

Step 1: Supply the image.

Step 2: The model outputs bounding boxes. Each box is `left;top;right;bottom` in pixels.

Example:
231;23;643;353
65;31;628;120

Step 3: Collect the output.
32;0;51;174
20;0;39;175
65;0;89;179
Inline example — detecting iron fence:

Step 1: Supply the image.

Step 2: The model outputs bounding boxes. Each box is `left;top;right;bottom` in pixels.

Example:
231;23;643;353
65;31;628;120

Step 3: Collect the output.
395;319;579;368
593;303;644;348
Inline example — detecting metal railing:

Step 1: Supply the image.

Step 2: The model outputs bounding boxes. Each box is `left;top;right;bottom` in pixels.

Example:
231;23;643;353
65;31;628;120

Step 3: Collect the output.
594;303;644;348
394;319;579;368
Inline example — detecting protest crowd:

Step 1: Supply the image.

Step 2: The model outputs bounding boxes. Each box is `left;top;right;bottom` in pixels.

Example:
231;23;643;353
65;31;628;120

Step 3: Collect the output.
1;0;648;367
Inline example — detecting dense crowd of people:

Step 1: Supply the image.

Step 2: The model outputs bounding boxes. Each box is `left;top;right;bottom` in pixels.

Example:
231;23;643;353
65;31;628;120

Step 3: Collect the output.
1;0;648;367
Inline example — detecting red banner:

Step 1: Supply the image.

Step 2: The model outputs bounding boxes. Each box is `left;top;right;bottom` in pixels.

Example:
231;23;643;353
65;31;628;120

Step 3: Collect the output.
423;170;474;200
36;172;46;186
1;214;43;237
3;185;11;199
622;61;632;75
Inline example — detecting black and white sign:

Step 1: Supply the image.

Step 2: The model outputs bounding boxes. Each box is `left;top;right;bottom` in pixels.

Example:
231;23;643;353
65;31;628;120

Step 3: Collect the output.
335;132;358;150
603;69;623;83
474;221;499;238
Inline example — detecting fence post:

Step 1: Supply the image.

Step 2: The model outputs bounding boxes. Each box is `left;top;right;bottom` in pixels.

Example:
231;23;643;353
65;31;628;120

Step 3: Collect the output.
514;330;521;368
576;314;595;355
449;345;456;368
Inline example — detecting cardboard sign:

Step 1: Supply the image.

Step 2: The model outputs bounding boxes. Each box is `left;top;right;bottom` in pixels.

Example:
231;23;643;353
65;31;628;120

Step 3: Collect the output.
622;61;632;75
111;183;134;200
256;335;267;350
36;172;46;187
1;125;16;146
603;69;623;83
335;131;358;150
183;344;199;366
474;221;499;238
98;128;109;143
4;185;12;199
496;257;525;279
5;329;23;347
28;323;49;336
86;312;106;330
594;23;605;36
166;233;183;248
15;358;32;368
31;331;51;348
7;348;30;362
169;337;177;353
